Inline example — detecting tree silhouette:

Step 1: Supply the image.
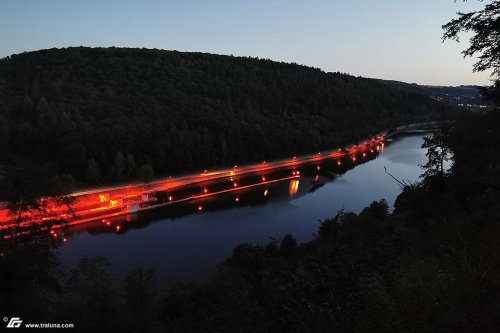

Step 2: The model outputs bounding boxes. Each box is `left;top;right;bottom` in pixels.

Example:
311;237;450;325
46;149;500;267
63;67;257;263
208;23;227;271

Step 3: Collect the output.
279;234;297;256
0;161;76;239
443;1;500;87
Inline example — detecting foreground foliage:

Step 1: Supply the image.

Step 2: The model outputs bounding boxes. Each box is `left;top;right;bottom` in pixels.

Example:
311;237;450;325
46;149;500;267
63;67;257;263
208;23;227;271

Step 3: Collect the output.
443;0;500;83
1;111;499;332
159;111;500;333
443;0;500;100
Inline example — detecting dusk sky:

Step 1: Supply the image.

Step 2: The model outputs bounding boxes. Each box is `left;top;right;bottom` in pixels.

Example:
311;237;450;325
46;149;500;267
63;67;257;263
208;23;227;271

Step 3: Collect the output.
0;0;492;86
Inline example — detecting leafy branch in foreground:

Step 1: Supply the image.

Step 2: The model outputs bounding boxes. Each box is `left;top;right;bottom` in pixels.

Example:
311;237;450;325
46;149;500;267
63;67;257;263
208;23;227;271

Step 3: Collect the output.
0;161;76;240
442;0;500;84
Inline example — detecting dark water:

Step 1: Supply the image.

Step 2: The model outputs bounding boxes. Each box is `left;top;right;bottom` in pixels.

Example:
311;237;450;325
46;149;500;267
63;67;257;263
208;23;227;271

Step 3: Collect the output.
58;134;428;287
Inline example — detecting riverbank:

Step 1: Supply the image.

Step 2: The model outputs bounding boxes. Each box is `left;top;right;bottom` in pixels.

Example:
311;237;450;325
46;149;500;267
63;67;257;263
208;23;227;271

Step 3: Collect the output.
154;112;500;332
57;134;428;286
1;122;443;231
3;113;498;332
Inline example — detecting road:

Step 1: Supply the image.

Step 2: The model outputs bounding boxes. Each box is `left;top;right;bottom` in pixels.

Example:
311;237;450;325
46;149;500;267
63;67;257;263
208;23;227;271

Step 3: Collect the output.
0;135;385;231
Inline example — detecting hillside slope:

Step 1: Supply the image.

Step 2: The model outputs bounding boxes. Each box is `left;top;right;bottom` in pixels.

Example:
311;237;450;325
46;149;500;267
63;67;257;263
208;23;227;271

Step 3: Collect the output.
0;47;450;184
379;79;491;109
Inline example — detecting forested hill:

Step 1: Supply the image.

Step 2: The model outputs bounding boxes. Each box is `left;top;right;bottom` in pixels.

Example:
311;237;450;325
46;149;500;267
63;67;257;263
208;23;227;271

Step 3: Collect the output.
379;79;491;109
0;47;450;185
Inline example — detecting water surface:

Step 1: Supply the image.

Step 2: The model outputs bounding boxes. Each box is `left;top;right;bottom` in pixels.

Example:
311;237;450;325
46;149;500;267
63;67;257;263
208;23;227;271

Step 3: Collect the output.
58;134;427;287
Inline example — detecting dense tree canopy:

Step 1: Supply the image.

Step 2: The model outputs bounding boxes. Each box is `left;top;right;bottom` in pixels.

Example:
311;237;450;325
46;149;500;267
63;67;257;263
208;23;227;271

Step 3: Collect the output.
1;102;498;333
0;47;450;186
155;111;500;333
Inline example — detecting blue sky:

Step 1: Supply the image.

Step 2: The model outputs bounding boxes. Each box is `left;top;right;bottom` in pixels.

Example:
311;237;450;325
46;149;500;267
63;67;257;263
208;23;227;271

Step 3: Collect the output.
0;0;492;85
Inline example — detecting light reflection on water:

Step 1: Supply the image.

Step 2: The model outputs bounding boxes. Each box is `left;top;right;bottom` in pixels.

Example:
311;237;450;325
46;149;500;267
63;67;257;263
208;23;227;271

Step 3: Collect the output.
58;134;428;287
289;179;300;197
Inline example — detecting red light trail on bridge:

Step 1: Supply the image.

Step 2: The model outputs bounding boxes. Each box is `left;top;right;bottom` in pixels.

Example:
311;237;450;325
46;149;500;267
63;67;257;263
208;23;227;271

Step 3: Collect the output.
0;136;385;235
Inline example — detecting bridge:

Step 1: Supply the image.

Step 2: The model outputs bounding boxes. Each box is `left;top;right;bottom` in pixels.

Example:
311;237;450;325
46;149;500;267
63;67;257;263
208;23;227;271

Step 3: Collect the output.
0;121;442;231
385;121;446;139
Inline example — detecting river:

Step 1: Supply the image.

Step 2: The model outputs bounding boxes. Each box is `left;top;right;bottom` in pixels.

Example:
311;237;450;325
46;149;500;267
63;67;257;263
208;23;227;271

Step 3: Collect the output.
58;133;429;288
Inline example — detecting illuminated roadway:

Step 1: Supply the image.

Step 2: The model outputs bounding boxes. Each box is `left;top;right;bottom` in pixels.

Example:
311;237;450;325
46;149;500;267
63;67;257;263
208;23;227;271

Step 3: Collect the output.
2;120;444;231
